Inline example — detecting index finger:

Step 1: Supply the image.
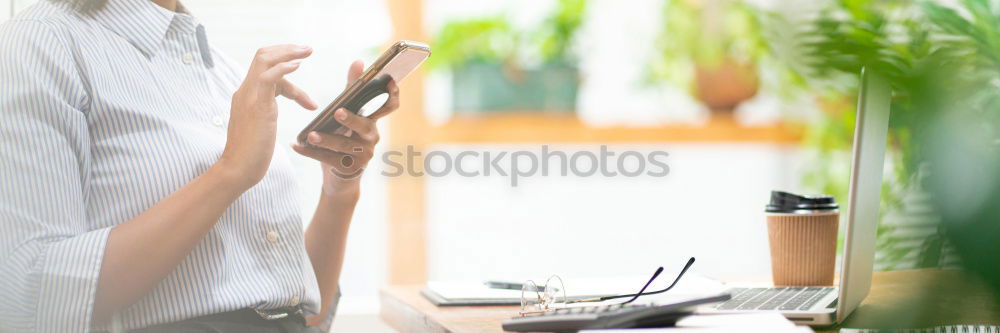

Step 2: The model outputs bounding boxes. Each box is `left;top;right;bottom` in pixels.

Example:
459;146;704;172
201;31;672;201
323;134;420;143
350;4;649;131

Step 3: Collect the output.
248;45;312;76
346;60;364;87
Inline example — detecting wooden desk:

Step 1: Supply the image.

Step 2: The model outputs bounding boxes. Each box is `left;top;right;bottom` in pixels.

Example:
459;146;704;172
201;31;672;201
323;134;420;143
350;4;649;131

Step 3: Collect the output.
380;270;1000;333
833;269;1000;330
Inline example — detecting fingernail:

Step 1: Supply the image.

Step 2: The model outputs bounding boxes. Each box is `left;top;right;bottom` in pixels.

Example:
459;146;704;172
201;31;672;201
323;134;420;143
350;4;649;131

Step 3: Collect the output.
307;132;321;144
299;45;311;50
336;109;348;120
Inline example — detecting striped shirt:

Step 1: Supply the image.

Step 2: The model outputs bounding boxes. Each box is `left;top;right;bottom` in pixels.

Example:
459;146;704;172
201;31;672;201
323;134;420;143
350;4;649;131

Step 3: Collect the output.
0;0;331;331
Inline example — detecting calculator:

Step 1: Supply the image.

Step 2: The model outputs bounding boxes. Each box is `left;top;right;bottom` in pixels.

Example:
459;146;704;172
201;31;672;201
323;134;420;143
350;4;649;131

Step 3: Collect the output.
501;293;731;332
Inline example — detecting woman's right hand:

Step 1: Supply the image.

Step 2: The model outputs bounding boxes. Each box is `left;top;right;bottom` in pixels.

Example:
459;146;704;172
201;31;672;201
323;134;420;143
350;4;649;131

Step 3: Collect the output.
217;45;318;191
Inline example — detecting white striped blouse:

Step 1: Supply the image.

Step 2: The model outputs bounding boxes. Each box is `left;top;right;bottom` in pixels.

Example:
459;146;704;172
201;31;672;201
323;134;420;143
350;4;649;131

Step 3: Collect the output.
0;0;332;332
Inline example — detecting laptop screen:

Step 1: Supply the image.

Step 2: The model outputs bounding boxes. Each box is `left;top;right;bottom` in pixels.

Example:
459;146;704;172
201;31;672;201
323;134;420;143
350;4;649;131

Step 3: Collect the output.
836;67;892;323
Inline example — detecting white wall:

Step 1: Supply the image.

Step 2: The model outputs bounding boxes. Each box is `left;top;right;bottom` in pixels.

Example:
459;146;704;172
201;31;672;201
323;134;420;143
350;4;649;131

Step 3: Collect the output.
11;0;34;16
2;0;32;20
425;143;806;284
2;0;10;20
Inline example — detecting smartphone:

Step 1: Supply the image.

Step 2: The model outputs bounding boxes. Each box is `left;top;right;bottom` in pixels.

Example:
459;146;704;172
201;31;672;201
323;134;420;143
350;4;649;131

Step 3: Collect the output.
297;40;431;144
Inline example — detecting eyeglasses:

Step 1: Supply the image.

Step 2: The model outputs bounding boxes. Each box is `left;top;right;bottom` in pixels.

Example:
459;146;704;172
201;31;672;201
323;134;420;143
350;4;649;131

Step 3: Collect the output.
518;257;696;316
519;275;567;315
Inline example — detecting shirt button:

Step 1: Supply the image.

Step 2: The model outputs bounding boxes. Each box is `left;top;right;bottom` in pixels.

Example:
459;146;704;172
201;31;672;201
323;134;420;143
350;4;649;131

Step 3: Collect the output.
211;115;224;127
266;231;279;244
182;52;195;65
291;295;300;305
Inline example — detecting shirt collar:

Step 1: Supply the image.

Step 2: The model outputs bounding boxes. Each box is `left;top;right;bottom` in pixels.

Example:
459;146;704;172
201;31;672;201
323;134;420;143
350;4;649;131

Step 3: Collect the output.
89;0;193;57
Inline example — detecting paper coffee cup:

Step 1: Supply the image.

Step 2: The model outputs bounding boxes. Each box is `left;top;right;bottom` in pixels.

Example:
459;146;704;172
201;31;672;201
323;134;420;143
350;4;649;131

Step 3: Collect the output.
765;191;839;286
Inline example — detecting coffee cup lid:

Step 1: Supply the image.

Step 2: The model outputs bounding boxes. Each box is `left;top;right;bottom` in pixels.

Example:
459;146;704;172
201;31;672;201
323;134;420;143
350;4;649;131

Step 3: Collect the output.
766;191;838;213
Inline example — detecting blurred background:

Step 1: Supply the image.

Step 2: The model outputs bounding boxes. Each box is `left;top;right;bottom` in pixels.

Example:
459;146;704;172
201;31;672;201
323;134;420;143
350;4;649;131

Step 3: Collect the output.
5;0;999;331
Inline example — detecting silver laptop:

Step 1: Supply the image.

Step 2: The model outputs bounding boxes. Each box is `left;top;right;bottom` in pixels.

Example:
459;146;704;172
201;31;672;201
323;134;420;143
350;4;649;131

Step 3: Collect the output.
702;68;892;326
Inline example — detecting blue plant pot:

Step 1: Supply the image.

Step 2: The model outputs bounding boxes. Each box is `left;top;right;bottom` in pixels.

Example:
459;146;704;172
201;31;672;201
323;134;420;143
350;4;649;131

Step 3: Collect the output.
451;62;579;113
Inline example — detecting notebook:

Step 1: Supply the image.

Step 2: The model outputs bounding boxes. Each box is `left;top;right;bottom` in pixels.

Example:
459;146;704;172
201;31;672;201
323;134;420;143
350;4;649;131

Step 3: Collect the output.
421;280;616;306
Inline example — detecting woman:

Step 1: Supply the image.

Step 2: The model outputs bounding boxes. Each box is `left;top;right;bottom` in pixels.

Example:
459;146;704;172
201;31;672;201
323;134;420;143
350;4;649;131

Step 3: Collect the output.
0;0;396;331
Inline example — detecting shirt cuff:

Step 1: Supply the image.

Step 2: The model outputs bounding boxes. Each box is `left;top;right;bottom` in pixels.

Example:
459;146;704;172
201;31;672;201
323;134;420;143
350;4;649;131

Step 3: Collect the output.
35;227;111;332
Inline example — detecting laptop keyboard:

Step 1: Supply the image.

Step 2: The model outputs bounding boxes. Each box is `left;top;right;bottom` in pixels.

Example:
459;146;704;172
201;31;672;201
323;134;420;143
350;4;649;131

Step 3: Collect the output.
714;287;835;311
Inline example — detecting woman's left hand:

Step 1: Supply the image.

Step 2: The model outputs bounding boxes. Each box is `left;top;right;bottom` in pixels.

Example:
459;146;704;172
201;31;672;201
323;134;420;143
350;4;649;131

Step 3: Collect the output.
292;60;399;196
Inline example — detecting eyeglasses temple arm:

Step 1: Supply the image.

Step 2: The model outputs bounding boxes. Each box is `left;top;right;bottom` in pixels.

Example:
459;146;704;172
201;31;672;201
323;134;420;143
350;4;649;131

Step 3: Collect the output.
649;257;696;296
620;266;664;304
623;257;696;300
566;257;697;305
615;257;697;301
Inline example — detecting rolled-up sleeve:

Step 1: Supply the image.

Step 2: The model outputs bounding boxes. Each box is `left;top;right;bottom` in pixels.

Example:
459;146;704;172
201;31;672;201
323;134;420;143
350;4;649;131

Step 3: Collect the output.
0;19;111;332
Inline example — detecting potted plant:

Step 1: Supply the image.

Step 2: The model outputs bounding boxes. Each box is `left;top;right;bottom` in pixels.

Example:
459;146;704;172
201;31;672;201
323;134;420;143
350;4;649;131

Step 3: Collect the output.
427;0;587;113
773;0;1000;270
647;0;769;118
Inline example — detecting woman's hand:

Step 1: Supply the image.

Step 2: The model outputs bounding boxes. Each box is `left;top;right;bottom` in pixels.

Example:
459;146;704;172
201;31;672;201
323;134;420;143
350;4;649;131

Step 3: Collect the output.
292;60;400;196
218;45;318;191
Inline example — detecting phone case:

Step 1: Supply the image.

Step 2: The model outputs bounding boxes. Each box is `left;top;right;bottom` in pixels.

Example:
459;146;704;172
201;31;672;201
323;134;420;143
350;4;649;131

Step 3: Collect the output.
297;41;430;144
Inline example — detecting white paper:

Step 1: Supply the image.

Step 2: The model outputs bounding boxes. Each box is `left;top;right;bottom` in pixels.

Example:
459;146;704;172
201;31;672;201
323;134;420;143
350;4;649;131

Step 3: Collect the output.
427;274;727;301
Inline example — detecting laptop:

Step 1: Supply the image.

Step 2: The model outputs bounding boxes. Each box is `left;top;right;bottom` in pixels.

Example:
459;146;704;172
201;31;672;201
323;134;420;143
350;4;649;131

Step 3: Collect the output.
701;68;892;326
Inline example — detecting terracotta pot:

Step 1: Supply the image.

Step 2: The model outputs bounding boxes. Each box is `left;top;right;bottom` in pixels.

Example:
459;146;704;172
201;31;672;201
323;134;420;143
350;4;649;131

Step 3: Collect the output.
693;59;759;115
816;93;854;116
